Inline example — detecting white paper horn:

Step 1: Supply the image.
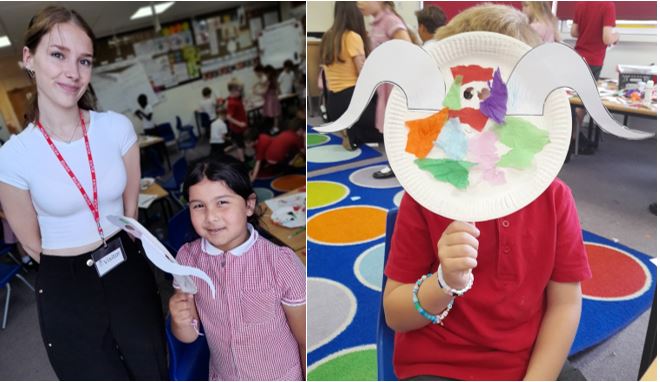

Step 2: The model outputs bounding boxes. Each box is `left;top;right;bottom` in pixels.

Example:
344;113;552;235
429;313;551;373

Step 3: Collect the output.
506;42;653;140
314;40;446;133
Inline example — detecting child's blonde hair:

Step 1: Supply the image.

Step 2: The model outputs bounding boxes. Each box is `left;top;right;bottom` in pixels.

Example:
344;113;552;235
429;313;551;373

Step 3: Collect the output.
434;3;542;46
522;1;557;25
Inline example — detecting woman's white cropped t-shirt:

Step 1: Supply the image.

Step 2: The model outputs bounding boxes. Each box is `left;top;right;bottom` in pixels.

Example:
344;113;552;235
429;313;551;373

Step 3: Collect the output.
0;110;137;250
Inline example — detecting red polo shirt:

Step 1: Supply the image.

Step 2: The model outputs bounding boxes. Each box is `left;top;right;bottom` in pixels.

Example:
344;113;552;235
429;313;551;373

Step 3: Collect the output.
384;179;591;380
226;96;247;134
573;2;616;66
255;131;303;164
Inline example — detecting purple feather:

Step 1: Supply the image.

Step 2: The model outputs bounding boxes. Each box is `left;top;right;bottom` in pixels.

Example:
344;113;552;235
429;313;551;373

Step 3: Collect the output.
479;68;508;124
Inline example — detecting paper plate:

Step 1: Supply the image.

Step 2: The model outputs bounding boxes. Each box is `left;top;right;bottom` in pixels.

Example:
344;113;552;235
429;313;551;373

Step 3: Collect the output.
384;32;571;222
271;205;306;228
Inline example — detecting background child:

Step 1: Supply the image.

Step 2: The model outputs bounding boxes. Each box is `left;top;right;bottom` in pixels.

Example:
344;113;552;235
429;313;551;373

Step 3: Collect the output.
278;59;297;96
225;79;248;162
262;65;282;134
168;158;306;381
383;4;589;381
209;106;228;159
247;118;305;182
522;1;561;43
198;87;218;122
134;93;155;133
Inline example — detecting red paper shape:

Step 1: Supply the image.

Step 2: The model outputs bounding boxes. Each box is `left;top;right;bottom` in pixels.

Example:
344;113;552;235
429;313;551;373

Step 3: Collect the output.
448;108;489;132
450;65;494;84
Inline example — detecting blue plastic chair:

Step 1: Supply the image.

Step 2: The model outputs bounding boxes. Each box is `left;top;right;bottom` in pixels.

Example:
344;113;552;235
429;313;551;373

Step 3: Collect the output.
155;122;177;144
377;208;399;381
0;239;34;329
165;316;210;381
159;157;188;194
163;207;199;255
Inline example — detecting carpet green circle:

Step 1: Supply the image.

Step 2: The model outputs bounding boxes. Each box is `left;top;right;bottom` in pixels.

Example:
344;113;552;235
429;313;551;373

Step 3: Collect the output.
308;348;377;381
308;133;331;147
308;181;349;209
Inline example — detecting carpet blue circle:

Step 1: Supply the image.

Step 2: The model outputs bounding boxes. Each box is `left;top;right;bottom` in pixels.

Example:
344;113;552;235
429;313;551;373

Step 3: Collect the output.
354;243;386;291
308;145;363;163
254;187;274;202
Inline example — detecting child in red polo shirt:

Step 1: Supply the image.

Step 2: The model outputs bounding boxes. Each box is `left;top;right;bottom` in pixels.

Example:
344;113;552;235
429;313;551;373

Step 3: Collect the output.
226;79;248;162
247;120;304;182
383;5;591;381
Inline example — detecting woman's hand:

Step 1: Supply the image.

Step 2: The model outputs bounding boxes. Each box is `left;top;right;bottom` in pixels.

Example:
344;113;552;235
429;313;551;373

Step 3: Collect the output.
437;221;480;290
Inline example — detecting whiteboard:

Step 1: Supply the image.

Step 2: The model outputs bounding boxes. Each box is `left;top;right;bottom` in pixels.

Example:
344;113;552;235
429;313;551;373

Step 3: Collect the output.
258;19;304;68
92;63;159;113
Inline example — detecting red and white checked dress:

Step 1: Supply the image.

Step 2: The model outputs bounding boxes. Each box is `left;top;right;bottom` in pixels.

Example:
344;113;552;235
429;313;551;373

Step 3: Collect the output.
175;225;306;380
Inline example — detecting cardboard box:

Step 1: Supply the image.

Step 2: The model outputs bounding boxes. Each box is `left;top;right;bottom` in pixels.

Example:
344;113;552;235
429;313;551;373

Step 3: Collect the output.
617;65;657;90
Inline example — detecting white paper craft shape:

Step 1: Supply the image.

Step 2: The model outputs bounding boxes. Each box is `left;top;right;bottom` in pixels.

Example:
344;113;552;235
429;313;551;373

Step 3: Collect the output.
314;32;654;222
107;215;216;299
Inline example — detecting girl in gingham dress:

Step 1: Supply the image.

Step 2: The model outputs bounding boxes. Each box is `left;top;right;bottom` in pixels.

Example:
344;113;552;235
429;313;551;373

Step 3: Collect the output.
169;158;306;381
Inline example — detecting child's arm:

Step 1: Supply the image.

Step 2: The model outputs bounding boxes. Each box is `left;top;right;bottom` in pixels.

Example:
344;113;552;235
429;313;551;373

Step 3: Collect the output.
524;281;582;380
383;221;479;332
283;304;306;376
169;291;201;343
226;114;247;129
250;160;262;183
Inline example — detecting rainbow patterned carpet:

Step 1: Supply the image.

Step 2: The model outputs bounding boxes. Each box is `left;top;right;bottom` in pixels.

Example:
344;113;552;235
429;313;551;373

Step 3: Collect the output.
307;163;657;381
307;127;382;172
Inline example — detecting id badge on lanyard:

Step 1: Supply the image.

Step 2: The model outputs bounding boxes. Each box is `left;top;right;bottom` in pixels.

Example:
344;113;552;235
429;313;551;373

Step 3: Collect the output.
38;110;127;277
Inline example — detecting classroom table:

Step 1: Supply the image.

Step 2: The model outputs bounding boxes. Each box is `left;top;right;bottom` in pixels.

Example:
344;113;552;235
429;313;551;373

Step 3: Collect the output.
139;134;171;170
569;81;657;155
138;182;172;223
257;186;306;265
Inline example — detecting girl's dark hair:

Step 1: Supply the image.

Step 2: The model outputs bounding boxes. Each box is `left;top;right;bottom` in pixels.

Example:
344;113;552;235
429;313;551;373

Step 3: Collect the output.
264;65;278;91
183;157;260;227
320;2;371;66
24;6;97;123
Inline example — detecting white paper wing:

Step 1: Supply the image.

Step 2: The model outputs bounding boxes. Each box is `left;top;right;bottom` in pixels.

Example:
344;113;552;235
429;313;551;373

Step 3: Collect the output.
107;215;217;299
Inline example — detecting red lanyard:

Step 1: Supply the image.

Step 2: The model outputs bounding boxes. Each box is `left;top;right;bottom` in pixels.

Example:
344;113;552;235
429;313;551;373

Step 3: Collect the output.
36;110;106;246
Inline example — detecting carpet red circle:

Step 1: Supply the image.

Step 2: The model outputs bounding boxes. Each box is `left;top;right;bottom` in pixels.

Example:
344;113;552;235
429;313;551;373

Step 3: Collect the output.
582;243;650;301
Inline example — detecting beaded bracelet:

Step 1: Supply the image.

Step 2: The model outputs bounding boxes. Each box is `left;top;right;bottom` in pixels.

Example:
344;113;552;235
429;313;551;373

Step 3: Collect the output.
437;264;474;297
412;273;454;325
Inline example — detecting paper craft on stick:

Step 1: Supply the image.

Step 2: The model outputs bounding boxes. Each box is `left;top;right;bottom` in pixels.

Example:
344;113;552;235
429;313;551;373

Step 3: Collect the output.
313;32;653;222
107;215;216;299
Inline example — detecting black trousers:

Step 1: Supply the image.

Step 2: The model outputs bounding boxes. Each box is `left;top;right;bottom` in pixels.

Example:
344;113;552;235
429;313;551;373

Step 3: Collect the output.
36;231;168;380
326;86;382;145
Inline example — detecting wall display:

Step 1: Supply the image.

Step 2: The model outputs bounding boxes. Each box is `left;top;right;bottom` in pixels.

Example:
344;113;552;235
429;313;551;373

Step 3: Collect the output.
93;62;159;114
258;19;304;68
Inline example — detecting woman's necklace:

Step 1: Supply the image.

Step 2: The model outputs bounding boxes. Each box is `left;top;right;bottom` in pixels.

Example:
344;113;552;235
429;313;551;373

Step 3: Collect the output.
47;118;80;143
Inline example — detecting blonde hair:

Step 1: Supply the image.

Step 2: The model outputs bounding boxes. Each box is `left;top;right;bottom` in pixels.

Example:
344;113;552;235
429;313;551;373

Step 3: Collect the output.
523;1;557;25
434;4;542;46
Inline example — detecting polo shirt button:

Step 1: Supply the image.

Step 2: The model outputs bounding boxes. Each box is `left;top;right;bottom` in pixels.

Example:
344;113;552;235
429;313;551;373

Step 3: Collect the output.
503;246;511;254
501;220;510;228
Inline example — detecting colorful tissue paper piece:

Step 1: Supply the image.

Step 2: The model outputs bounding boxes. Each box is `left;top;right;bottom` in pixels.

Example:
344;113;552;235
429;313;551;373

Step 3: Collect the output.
494;117;550;170
405;108;449;158
415;158;476;190
435;118;467;160
450;65;494;85
467;130;506;185
479;68;508;124
448;108;489;132
443;76;463;110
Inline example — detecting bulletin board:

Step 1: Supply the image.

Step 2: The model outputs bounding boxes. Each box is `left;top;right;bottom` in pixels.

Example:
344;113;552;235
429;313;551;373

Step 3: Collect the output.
95;20;201;92
258;19;305;68
92;62;159;113
192;5;281;79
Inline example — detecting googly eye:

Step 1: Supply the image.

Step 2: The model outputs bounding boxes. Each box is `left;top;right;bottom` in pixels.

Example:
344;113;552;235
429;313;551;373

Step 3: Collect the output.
463;87;474;100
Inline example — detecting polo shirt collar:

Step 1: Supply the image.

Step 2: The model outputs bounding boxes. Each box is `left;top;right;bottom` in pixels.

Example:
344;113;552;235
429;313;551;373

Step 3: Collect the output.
202;224;258;257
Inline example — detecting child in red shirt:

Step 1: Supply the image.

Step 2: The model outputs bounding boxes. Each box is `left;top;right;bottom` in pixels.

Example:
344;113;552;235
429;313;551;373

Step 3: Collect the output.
383;5;591;381
247;120;304;182
226;79;248;162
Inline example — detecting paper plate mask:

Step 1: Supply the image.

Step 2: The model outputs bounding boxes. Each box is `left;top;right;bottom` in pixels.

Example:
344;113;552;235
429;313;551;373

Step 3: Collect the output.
315;32;653;222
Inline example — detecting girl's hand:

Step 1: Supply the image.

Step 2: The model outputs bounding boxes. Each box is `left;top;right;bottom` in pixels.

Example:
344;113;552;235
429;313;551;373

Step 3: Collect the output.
169;292;196;326
436;221;480;290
